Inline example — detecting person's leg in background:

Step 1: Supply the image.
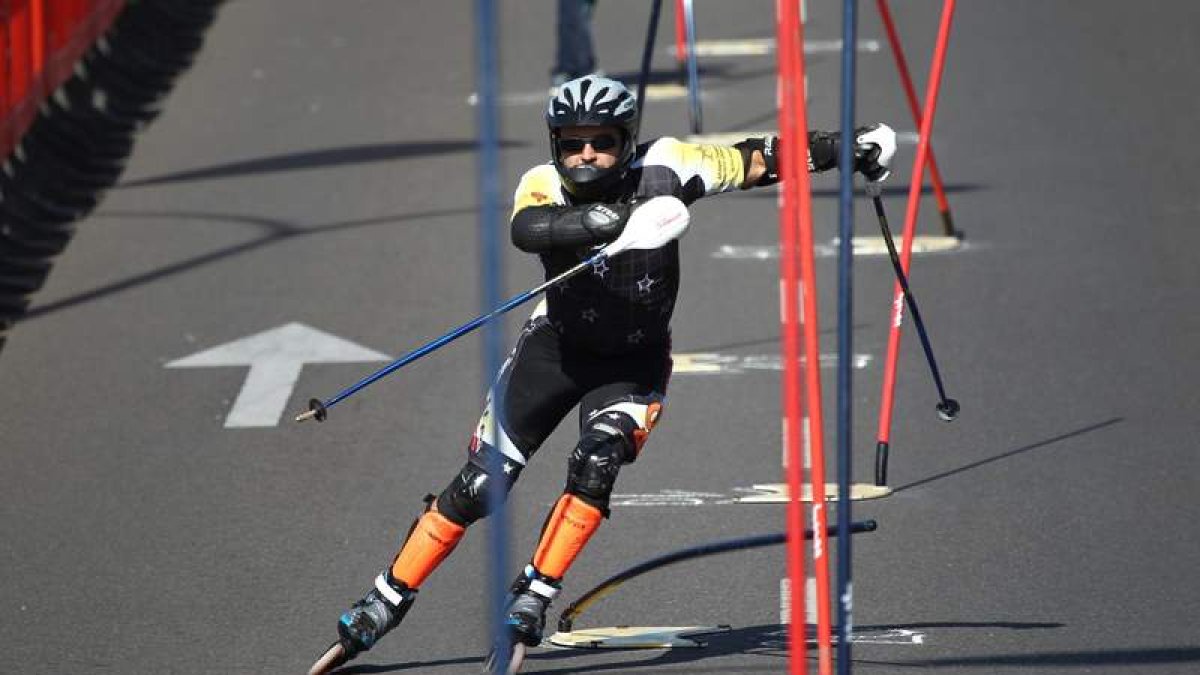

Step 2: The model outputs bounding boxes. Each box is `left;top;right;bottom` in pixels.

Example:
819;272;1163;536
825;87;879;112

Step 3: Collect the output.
553;0;598;88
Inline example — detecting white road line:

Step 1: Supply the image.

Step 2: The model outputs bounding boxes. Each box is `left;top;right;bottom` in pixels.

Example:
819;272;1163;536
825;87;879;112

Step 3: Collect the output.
468;83;693;107
608;483;891;507
779;578;821;626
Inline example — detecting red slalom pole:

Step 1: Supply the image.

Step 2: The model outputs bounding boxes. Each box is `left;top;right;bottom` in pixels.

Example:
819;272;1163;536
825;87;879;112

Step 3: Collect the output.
776;0;833;671
774;0;807;669
875;0;958;238
793;11;834;675
874;0;956;486
674;0;686;70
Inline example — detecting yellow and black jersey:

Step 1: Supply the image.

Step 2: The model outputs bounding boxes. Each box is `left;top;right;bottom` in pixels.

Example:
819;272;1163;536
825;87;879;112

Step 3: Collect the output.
510;137;747;356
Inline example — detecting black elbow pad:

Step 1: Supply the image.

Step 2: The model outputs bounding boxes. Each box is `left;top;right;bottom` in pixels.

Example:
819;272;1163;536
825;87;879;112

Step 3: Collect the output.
511;207;555;252
511;203;629;253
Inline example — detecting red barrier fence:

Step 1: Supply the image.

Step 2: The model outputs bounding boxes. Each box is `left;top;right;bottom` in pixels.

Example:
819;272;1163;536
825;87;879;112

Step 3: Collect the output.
1;0;124;158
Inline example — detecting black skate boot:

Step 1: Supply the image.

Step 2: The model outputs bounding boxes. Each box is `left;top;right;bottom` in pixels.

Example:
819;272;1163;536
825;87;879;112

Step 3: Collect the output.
484;565;561;674
504;565;561;646
308;573;417;675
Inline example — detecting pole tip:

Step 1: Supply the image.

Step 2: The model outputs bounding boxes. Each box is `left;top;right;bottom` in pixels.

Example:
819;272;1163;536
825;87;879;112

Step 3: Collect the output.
936;398;960;422
295;398;328;423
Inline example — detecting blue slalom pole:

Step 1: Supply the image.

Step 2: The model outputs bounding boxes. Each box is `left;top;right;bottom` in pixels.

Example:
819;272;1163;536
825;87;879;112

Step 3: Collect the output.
682;0;703;134
836;1;858;673
474;0;513;669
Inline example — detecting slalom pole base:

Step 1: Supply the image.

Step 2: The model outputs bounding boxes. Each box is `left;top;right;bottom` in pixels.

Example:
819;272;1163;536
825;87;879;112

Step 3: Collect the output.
845;234;962;256
940;209;963;240
735;483;893;503
548;625;730;649
875;441;889;486
295;398;328;423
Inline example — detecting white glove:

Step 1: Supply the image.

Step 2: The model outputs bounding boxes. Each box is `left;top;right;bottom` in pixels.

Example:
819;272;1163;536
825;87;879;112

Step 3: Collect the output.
855;123;897;182
602;196;690;255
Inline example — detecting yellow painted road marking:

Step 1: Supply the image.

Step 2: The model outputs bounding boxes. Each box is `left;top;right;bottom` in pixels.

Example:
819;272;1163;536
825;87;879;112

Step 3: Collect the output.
467;83;692;107
712;236;964;261
549;626;730;649
735;482;894;503
671;38;882;57
672;352;872;373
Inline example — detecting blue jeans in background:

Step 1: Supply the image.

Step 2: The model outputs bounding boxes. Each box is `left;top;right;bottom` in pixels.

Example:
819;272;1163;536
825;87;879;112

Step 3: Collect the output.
554;0;597;83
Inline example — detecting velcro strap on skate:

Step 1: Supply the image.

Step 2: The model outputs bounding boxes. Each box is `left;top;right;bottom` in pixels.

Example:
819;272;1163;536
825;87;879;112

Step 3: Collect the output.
523;564;560;600
375;573;406;607
529;578;559;600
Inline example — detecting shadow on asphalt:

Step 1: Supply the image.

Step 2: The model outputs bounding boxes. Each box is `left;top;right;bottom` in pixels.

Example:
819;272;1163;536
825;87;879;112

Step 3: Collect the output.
334;623;788;674
893;417;1124;493
605;63;745;88
334;619;1092;673
20;205;484;322
864;646;1200;669
117;140;529;189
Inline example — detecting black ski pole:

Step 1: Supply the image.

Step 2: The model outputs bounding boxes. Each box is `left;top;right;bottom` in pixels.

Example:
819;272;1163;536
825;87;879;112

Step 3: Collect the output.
867;182;959;422
635;0;663;121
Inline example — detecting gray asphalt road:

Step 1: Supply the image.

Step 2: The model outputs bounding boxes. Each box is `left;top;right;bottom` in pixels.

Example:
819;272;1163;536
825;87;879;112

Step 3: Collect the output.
2;1;1198;674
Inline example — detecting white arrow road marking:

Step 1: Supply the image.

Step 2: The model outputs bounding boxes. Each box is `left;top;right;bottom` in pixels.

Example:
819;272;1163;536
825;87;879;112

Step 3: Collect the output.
166;323;389;428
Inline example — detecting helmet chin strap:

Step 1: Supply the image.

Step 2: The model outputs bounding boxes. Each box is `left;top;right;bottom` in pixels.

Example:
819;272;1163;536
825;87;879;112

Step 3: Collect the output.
564;165;624;202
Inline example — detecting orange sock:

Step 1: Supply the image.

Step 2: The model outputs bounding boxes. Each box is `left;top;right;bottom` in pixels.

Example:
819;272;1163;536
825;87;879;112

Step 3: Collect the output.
532;494;604;579
390;508;466;589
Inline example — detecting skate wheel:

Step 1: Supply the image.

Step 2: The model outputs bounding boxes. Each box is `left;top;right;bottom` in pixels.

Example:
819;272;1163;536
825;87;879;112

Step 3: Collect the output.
307;641;348;675
483;641;527;674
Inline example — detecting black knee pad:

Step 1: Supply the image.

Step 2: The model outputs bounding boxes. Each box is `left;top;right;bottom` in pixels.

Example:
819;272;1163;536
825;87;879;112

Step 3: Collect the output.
436;446;523;526
565;416;636;514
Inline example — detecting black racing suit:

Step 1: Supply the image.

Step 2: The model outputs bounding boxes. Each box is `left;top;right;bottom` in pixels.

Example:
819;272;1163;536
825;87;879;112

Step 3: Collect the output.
466;137;748;476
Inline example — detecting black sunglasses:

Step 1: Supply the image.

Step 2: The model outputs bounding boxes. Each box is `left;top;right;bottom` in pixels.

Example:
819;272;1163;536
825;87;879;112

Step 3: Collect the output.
558;134;620;152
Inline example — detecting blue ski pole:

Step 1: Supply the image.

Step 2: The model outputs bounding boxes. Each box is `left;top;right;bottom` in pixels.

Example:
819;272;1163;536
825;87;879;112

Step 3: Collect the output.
294;253;601;423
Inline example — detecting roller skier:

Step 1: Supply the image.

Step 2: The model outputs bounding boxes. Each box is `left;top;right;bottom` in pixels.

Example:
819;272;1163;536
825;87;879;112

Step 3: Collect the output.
307;74;895;674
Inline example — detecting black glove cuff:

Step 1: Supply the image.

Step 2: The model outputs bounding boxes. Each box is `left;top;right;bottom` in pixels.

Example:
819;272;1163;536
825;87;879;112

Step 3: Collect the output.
734;136;781;187
807;131;839;172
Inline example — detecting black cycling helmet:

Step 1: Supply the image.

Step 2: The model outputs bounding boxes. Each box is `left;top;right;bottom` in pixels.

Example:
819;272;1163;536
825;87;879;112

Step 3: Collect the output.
545;75;639;201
